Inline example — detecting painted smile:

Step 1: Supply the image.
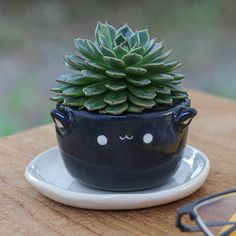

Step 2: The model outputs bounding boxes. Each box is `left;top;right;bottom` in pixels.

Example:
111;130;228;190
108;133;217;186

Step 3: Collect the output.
119;135;134;140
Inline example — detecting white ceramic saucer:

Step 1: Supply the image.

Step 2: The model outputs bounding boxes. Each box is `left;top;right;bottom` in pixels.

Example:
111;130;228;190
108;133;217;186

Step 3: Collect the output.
25;145;210;210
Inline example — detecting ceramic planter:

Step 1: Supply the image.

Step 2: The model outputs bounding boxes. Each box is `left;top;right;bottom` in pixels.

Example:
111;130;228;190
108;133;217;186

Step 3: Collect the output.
51;98;197;191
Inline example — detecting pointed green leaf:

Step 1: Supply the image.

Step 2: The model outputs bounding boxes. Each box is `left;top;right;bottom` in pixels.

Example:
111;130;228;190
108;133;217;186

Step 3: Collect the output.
153;86;171;95
83;81;108;96
62;86;85;97
127;84;156;100
126;67;147;75
140;42;164;64
130;46;144;55
105;102;128;115
122;53;143;66
95;22;113;47
74;38;94;60
167;85;187;94
98;33;111;49
149;74;174;83
127;105;143;113
82;70;107;80
143;38;156;55
105;70;127;79
50;95;65;103
84;94;107;111
113;45;128;58
103;56;125;68
127;78;151;86
115;33;127;46
95;21;102;43
63;97;87;107
170;80;181;85
56;74;90;85
85;60;106;72
86;40;105;62
105;81;127;91
171;93;188;100
57;71;106;86
128;94;155;108
152;50;172;63
157;61;181;72
106;22;116;42
138;29;149;46
129;32;140;48
116;23;134;39
142;62;165;70
104;91;127;105
100;45;117;57
50;84;71;93
64;55;86;70
155;96;173;105
170;73;185;80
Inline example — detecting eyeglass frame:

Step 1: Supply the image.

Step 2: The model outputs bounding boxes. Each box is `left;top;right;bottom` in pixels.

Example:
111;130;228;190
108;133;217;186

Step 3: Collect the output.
176;188;236;236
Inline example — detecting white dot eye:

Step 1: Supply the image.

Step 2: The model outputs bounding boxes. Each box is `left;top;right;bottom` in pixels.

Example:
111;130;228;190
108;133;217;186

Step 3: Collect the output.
97;135;108;146
143;133;153;144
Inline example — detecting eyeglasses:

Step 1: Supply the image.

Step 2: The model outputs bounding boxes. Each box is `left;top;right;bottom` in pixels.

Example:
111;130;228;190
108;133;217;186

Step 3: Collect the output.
176;189;236;236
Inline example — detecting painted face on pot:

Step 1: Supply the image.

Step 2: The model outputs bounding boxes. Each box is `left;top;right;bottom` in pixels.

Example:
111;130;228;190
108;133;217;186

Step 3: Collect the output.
96;133;154;146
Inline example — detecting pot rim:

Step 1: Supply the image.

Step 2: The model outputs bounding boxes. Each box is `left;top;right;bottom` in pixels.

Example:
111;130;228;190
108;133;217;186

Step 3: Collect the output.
57;98;190;120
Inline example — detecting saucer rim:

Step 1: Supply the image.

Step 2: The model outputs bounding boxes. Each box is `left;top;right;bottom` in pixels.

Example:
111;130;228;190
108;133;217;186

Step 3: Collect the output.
24;145;210;209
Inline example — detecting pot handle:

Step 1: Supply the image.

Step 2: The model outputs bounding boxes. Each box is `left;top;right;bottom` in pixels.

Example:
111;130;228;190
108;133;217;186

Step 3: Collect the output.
50;108;72;136
175;107;197;132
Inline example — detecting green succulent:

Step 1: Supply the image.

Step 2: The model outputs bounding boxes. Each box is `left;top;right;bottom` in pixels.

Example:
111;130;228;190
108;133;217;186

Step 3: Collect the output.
51;22;188;115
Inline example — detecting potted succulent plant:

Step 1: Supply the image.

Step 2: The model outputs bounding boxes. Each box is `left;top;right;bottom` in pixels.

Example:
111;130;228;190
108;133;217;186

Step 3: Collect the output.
50;22;197;191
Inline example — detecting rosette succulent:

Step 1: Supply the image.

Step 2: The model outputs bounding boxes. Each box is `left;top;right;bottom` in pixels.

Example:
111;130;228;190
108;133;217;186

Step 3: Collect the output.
51;22;188;115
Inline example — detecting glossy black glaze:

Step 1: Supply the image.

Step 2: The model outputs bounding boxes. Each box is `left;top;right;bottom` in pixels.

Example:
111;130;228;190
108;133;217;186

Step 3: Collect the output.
51;98;197;191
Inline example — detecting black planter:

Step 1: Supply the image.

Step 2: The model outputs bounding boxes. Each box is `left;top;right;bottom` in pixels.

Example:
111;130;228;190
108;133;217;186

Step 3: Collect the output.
51;98;197;191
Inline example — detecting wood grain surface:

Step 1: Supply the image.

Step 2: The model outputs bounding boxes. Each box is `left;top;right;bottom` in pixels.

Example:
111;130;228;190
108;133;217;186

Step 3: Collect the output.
0;90;236;236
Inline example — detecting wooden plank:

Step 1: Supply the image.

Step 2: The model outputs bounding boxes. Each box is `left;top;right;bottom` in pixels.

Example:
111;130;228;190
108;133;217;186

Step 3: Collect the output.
0;89;236;235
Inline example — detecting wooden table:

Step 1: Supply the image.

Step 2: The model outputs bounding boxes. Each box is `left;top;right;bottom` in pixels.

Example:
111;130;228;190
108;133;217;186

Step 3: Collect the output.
1;90;236;236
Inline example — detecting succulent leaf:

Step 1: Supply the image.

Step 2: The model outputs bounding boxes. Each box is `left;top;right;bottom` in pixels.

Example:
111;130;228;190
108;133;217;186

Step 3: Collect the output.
138;29;149;46
74;38;94;60
116;24;134;39
127;84;156;100
105;102;128;115
51;22;188;114
63;97;87;107
129;32;140;48
103;56;125;68
105;70;127;79
104;91;127;105
122;53;143;66
50;95;65;102
128;94;156;108
155;96;173;105
83;81;108;96
113;45;128;58
149;74;174;83
64;55;85;71
84;94;106;111
125;67;147;75
100;45;117;57
105;81;127;91
127;105;143;113
56;74;87;85
126;78;151;86
115;33;127;46
62;86;84;97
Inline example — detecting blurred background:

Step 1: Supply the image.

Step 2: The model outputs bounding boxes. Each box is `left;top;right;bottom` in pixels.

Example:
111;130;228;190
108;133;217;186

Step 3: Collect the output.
0;0;236;136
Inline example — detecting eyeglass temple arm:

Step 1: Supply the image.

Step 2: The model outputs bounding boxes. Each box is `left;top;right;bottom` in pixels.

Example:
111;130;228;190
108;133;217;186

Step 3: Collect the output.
220;222;236;236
